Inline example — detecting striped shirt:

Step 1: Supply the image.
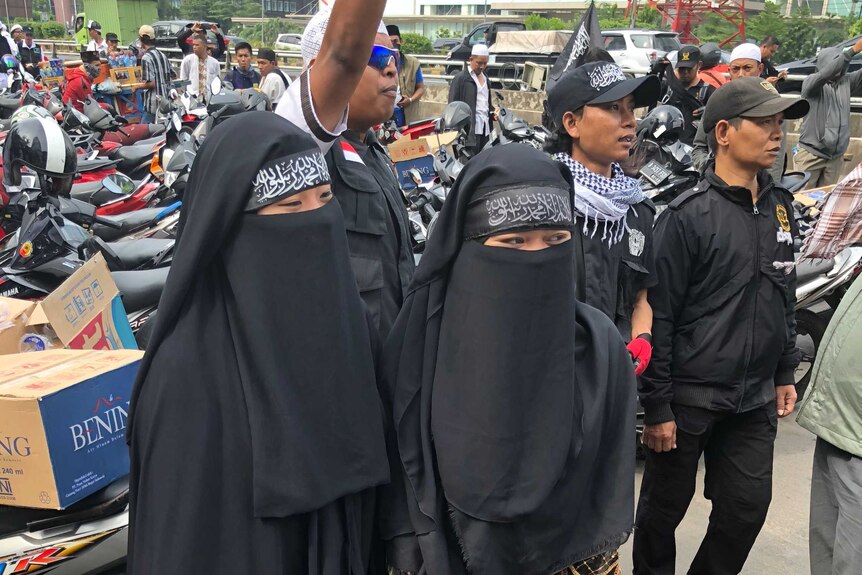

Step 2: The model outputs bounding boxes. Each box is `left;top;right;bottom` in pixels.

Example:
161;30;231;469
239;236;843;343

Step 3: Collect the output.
141;47;171;114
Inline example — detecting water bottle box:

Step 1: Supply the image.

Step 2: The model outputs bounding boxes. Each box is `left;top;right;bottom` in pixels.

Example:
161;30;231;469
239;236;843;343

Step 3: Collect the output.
0;349;143;509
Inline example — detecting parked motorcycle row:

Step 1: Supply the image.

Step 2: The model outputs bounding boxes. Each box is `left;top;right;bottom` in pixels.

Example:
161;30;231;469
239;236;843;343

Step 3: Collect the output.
0;76;276;574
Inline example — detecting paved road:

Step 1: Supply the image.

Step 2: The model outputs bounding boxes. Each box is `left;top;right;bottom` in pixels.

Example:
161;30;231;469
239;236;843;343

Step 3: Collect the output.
620;417;816;574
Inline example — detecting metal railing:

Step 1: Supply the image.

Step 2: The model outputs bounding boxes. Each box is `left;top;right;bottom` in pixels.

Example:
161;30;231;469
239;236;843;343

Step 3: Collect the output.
36;38;862;107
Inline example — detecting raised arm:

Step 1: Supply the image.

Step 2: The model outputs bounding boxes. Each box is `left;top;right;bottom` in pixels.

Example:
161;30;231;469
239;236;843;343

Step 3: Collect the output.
308;0;387;132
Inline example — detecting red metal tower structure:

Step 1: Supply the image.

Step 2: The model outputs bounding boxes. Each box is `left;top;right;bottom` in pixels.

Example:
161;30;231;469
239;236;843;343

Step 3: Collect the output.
625;0;746;46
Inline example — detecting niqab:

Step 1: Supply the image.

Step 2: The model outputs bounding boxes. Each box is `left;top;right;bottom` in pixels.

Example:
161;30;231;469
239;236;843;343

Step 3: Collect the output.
380;144;637;575
127;112;388;573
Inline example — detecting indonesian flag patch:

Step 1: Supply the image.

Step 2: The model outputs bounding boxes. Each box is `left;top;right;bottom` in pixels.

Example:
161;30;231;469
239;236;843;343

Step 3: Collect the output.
341;141;365;165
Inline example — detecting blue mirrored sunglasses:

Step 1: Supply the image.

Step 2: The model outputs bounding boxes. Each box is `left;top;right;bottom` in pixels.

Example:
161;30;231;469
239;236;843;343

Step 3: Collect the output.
368;44;398;71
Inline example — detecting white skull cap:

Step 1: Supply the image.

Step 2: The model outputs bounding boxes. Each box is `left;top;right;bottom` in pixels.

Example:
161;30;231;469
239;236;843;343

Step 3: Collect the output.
301;1;388;67
730;43;762;63
471;43;490;57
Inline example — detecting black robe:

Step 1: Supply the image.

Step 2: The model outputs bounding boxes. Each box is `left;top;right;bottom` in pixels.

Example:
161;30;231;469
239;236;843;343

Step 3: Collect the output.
126;112;389;574
379;144;638;574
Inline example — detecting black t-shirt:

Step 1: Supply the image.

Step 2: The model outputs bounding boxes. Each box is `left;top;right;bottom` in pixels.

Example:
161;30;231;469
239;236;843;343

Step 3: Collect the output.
573;201;657;341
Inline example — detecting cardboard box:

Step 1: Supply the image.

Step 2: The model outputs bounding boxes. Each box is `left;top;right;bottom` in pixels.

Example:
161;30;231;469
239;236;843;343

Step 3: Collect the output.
389;135;464;191
0;349;144;509
39;254;137;351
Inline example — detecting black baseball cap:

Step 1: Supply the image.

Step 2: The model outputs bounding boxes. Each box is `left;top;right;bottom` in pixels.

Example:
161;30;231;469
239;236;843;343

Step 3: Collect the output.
105;32;118;41
702;76;810;133
547;61;661;130
87;20;101;31
676;45;700;69
23;26;33;36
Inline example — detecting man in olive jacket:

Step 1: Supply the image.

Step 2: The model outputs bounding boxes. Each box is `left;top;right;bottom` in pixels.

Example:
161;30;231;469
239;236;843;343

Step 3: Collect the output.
797;273;862;575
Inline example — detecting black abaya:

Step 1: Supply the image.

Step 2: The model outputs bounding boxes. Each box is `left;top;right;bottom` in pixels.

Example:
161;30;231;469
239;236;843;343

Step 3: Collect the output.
127;113;389;574
379;144;637;575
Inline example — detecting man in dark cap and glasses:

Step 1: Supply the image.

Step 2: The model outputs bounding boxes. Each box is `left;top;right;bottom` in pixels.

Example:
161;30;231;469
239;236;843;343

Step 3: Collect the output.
635;77;810;575
17;26;43;78
387;24;425;127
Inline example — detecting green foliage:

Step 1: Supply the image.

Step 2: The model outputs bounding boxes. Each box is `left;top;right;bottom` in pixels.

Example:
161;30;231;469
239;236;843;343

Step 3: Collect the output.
524;14;569;30
12;20;67;39
235;19;303;46
401;32;432;54
745;1;787;44
181;0;263;23
777;9;819;63
436;27;459;39
850;18;862;37
692;13;739;44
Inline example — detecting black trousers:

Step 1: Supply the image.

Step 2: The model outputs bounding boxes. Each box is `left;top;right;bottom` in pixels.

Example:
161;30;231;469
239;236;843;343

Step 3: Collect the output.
632;403;777;575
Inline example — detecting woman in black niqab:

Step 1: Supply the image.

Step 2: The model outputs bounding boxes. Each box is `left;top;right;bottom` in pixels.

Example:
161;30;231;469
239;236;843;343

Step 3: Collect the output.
380;144;637;575
126;112;389;574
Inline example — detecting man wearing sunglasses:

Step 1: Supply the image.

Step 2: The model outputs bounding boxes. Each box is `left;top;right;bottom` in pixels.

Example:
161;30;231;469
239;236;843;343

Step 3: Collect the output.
275;5;413;342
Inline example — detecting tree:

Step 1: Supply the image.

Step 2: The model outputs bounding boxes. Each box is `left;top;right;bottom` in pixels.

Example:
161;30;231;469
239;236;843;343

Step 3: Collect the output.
745;1;787;44
401;32;432;54
436;27;459;38
777;9;818;63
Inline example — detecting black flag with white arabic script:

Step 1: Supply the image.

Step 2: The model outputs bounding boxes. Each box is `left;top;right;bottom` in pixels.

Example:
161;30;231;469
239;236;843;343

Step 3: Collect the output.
547;2;603;90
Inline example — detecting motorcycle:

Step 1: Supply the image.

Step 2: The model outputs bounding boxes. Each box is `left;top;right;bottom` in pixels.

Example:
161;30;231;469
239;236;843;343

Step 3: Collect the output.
0;476;129;575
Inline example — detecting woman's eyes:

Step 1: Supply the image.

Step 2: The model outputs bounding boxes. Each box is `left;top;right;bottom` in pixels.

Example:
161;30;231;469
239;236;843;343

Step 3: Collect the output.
320;190;333;200
547;234;568;243
283;200;302;208
502;236;525;245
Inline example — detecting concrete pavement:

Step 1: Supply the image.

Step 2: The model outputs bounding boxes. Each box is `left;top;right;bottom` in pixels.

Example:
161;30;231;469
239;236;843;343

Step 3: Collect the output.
619;417;816;574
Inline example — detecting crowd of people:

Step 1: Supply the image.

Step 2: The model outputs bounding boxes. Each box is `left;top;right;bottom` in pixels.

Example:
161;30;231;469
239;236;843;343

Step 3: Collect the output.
59;3;856;574
655;35;862;188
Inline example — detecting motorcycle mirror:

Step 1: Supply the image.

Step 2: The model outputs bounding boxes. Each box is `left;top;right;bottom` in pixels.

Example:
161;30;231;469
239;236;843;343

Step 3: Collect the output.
102;173;135;195
210;77;222;95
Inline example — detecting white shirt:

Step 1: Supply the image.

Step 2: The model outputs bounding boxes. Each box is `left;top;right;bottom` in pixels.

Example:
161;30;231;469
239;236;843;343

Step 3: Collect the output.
260;71;287;106
180;53;221;100
471;70;490;136
86;38;108;57
275;67;347;155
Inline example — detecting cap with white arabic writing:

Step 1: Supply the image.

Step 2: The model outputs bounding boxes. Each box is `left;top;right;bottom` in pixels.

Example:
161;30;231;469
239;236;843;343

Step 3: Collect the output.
546;61;660;130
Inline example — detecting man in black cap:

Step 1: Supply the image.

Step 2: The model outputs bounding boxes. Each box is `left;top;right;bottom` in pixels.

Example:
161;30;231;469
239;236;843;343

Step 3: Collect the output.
661;45;714;145
545;61;661;376
634;76;810;575
17;26;43;79
105;32;120;58
387;24;425;127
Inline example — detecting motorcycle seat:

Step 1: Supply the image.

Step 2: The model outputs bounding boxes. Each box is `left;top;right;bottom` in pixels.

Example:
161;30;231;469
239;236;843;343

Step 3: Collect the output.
77;157;121;171
0;96;19;109
107;238;174;270
114;145;154;165
69;179;104;200
796;258;834;283
113;267;169;311
148;123;167;137
92;208;169;242
0;476;128;538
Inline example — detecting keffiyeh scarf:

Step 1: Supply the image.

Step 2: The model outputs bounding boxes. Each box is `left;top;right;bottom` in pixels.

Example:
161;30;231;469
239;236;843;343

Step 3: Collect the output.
555;153;644;246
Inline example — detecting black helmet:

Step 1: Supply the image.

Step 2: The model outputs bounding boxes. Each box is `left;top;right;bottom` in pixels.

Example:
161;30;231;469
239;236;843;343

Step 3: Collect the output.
637;105;685;145
700;42;722;69
3;117;77;195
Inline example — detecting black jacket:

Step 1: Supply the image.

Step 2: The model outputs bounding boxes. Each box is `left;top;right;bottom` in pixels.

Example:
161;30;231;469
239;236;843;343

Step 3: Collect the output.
326;130;415;341
448;69;493;149
17;42;43;74
640;169;800;424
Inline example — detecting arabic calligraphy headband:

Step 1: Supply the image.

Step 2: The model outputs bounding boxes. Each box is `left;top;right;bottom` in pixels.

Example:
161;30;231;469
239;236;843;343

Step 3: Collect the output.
463;183;574;240
245;149;331;212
